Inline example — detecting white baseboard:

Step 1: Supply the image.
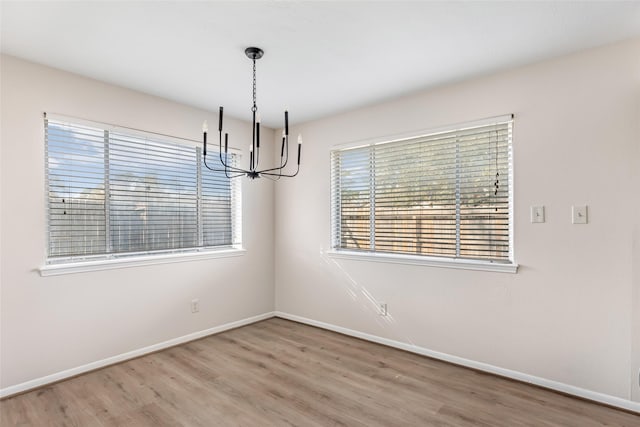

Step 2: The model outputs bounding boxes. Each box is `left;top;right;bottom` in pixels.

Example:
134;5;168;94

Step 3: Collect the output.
274;311;640;414
0;311;275;399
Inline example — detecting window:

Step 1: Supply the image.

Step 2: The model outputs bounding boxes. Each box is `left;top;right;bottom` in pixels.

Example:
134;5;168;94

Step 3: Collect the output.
330;115;514;269
44;115;241;265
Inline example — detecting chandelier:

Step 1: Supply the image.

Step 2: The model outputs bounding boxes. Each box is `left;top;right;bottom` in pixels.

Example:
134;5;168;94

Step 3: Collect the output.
202;47;301;180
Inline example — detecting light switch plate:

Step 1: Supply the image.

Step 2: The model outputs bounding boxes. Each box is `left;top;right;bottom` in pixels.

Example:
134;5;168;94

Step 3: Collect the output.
572;205;588;224
531;206;545;223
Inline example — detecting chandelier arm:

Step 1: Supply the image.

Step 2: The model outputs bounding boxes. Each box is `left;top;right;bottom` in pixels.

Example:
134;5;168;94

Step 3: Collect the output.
226;170;247;179
221;152;244;179
260;173;281;182
281;134;290;167
212;111;247;175
258;136;290;174
215;151;245;174
256;133;292;174
259;164;299;178
256;142;286;178
204;154;244;175
215;131;246;174
254;156;287;174
202;157;244;178
260;170;298;178
254;130;261;171
278;147;285;174
255;128;260;169
254;148;258;171
254;164;286;174
274;138;287;178
227;172;247;179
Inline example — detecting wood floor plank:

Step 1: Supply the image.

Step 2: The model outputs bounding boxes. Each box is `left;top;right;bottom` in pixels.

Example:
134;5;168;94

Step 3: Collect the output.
1;317;638;426
230;324;446;425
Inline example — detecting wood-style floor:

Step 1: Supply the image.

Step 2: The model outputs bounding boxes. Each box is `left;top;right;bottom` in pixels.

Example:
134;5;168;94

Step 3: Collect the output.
1;317;638;426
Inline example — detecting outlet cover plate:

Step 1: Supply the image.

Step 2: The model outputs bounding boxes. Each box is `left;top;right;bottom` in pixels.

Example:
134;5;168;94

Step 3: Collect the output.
572;205;588;224
531;206;545;223
379;303;388;316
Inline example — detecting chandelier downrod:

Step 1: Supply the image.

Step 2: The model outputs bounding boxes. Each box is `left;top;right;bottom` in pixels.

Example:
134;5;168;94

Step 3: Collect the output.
201;47;302;180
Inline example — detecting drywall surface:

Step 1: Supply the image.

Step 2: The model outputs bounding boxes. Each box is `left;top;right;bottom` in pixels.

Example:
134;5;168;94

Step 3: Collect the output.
0;55;275;389
632;74;640;402
274;38;640;402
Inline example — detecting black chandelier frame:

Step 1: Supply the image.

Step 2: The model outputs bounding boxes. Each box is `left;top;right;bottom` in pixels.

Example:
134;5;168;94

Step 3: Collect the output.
202;47;301;180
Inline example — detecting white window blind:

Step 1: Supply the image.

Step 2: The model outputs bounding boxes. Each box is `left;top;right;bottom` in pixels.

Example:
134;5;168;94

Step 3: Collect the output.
46;121;107;258
45;116;241;264
331;117;513;263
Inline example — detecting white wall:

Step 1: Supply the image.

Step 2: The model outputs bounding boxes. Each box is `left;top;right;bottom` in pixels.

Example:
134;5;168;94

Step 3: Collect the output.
2;38;639;407
632;75;640;402
275;38;640;403
0;55;276;390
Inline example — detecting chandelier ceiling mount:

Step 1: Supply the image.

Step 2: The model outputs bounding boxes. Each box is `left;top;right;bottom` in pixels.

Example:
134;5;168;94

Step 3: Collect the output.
244;47;264;60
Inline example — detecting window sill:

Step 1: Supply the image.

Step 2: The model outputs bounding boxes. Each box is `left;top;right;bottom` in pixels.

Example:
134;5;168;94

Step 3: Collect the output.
326;250;518;273
39;248;246;277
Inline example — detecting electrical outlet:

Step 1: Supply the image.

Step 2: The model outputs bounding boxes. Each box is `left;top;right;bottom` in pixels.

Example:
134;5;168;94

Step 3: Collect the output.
191;299;199;313
379;303;388;316
572;205;588;224
530;206;545;223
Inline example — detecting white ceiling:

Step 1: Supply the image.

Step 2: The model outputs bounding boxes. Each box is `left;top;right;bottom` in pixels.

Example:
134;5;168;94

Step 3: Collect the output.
2;1;640;128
